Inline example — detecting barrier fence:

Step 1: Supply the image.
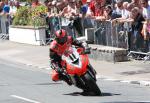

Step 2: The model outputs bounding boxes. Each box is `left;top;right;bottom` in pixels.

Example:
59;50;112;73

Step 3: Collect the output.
94;20;131;49
47;17;150;57
47;17;129;49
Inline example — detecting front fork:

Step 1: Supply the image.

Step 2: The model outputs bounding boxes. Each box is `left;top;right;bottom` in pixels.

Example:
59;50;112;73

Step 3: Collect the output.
87;64;97;81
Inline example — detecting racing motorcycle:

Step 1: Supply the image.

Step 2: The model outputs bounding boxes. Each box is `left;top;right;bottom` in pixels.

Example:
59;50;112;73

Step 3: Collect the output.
51;45;101;96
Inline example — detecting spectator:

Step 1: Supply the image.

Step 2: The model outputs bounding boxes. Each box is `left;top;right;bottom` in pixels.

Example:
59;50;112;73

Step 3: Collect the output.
142;19;150;52
113;0;124;18
56;0;68;12
129;7;145;51
121;2;129;19
60;0;78;18
96;5;113;20
46;0;60;37
105;5;115;20
60;0;83;37
0;0;5;13
115;3;134;21
44;0;49;7
140;0;150;19
131;0;140;8
81;0;95;30
90;0;106;16
82;0;94;18
140;0;150;51
0;0;10;16
31;0;41;7
49;0;59;16
82;0;87;4
126;3;134;14
9;1;21;24
3;4;10;14
0;0;10;34
9;1;19;15
14;1;20;9
76;0;84;17
9;1;16;14
113;2;132;22
105;0;112;5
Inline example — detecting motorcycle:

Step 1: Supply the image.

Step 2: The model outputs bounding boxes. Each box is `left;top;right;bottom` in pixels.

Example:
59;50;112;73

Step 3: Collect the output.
51;45;101;96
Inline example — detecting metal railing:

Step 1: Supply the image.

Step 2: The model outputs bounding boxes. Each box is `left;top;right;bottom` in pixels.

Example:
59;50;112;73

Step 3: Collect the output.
93;20;129;49
46;17;145;50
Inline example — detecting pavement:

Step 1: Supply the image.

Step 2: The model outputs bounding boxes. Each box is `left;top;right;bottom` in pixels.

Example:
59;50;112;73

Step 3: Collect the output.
0;40;150;86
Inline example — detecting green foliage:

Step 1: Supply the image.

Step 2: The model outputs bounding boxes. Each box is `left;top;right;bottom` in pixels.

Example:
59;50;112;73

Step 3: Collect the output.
12;6;31;26
30;5;47;27
12;5;48;27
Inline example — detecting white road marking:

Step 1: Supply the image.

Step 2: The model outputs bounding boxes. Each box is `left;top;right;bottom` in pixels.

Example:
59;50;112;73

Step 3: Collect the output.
11;95;41;103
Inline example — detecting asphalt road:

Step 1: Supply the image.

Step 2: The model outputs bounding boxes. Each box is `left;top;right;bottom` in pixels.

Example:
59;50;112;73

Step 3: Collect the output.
0;59;150;103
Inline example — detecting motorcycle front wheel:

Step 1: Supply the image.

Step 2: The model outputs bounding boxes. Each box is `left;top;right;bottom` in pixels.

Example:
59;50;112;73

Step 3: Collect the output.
82;72;102;96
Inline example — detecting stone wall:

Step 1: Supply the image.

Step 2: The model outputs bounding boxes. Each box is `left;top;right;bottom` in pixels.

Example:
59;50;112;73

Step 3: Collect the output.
88;44;128;63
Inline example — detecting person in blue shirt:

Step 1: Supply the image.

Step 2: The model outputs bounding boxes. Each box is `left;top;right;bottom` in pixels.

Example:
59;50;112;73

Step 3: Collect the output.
3;4;10;13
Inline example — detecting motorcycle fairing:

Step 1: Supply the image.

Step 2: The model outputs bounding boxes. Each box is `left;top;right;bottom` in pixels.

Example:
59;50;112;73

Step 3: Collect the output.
62;46;81;68
66;54;89;75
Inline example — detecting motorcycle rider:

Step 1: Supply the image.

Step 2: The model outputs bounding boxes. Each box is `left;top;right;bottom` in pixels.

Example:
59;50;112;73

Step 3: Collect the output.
49;29;90;85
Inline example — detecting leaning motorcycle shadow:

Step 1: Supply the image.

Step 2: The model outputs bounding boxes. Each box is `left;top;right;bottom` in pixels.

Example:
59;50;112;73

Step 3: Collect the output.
63;92;121;97
35;82;63;85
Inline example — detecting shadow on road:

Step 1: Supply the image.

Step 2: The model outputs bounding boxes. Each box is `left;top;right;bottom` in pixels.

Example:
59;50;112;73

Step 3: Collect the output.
101;92;121;97
63;92;121;97
35;82;62;85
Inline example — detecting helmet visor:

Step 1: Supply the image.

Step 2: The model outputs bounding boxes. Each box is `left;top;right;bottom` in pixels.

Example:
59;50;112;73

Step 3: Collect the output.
56;36;67;44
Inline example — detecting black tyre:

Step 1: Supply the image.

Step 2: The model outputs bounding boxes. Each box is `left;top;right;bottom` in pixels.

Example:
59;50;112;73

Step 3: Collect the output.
83;72;101;96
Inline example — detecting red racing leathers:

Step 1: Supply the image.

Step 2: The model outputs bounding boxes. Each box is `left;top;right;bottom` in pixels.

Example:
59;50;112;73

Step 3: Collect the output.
49;36;88;83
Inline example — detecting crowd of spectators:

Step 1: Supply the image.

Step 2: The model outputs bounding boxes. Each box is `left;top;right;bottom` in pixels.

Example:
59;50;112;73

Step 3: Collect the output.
43;0;150;52
0;0;150;52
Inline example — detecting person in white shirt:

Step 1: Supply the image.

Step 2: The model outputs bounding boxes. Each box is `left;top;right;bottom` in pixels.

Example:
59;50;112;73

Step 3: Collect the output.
121;2;129;19
114;0;124;17
140;0;150;19
148;0;150;5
